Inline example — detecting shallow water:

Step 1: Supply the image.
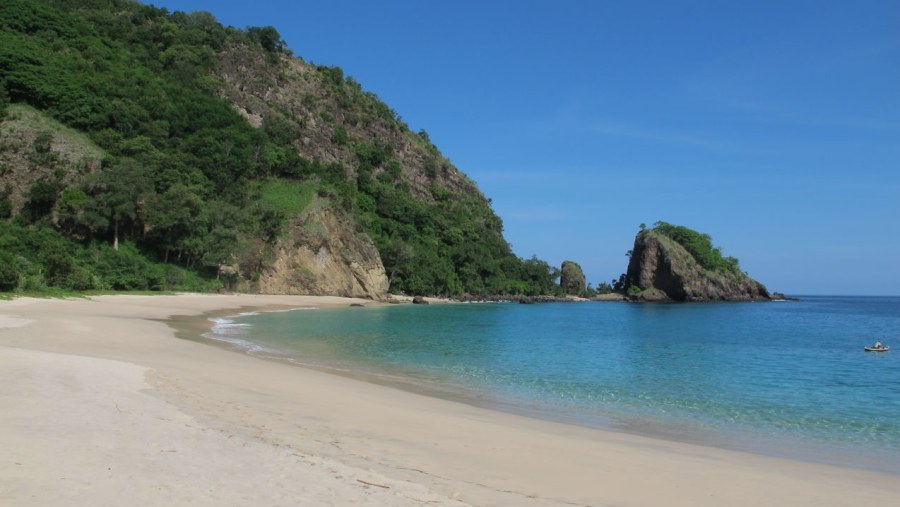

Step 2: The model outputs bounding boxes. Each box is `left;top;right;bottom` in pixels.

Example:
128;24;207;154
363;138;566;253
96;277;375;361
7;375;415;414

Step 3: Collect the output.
206;296;900;473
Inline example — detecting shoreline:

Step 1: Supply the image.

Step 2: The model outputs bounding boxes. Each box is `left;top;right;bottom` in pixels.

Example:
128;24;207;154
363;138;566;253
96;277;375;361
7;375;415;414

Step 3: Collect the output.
2;294;899;506
188;302;900;476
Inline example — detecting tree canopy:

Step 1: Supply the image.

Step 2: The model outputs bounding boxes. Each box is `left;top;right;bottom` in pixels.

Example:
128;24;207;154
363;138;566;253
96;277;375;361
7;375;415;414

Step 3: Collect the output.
651;221;740;273
0;0;560;296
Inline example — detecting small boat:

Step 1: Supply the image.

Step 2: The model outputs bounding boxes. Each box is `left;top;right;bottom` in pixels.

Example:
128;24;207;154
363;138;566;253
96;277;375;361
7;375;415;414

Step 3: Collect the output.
864;345;890;352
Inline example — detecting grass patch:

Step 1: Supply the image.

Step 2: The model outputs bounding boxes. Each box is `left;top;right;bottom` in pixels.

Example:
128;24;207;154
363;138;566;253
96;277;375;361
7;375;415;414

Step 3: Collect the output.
257;179;316;217
2;104;105;162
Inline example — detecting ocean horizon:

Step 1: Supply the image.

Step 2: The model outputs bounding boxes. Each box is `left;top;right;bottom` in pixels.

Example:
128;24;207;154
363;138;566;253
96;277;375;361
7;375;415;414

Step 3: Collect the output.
202;295;900;474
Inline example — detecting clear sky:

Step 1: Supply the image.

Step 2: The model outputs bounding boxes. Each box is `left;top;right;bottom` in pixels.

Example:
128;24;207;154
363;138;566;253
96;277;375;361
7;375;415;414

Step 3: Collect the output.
150;0;899;295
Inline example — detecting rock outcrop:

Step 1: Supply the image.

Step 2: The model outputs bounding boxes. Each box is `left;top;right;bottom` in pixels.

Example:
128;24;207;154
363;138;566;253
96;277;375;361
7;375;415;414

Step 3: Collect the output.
560;260;586;295
624;230;770;302
254;202;388;299
215;47;484;204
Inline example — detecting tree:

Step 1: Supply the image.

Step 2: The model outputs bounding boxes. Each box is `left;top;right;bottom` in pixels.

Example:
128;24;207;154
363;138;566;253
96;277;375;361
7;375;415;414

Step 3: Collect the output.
83;160;153;250
198;200;242;272
383;239;415;286
144;184;206;264
23;179;63;223
0;79;9;118
0;185;13;219
55;187;96;239
246;26;286;53
0;251;19;291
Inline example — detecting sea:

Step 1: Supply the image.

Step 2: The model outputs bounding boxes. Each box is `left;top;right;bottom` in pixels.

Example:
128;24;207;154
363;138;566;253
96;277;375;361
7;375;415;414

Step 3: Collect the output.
203;296;900;474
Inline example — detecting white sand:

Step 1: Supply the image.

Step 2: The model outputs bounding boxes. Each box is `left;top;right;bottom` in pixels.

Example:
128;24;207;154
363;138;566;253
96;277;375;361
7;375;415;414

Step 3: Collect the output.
1;294;898;506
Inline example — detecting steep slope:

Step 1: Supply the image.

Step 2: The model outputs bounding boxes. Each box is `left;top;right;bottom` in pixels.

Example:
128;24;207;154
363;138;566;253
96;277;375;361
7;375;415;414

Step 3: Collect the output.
215;46;479;202
624;224;770;302
0;104;104;217
210;43;513;296
0;0;558;297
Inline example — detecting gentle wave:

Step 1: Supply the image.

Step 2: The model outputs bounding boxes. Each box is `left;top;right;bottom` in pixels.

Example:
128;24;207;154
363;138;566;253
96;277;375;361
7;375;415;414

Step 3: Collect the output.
203;317;277;354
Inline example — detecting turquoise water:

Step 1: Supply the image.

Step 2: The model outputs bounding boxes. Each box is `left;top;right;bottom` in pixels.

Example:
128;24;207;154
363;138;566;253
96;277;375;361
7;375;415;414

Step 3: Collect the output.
207;297;900;473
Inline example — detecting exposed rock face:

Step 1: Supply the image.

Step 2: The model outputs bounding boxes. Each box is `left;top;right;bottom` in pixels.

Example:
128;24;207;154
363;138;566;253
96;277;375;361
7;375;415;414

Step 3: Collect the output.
255;203;388;299
213;48;502;298
624;231;769;302
215;47;485;204
560;261;586;295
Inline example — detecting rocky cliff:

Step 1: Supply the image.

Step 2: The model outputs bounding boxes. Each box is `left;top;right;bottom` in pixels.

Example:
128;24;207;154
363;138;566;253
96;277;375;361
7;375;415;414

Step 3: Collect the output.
560;260;586;295
624;229;770;302
252;202;388;298
215;46;482;204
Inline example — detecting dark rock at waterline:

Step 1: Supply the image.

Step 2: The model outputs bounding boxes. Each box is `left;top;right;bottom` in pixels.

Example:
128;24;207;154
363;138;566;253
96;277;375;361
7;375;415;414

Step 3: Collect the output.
771;292;800;301
412;296;429;305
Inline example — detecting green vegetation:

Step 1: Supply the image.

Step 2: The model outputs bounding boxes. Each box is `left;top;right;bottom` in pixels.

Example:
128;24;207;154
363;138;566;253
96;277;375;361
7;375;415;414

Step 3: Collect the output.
0;222;217;292
0;0;559;296
257;180;315;223
651;221;740;273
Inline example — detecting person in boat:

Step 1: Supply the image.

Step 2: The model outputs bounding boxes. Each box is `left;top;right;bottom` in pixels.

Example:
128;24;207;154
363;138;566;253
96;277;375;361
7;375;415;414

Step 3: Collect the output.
874;341;883;349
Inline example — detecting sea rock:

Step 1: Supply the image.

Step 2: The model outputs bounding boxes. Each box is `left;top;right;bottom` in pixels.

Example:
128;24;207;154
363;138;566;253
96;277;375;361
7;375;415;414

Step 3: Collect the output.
412;296;429;305
623;230;770;302
560;260;586;296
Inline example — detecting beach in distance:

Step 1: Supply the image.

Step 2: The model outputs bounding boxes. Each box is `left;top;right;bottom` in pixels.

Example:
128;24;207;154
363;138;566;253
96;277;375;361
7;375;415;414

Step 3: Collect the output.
2;294;900;506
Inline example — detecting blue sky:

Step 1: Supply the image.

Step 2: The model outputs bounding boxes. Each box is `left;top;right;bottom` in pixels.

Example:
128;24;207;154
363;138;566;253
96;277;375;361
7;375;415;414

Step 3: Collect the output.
151;1;900;295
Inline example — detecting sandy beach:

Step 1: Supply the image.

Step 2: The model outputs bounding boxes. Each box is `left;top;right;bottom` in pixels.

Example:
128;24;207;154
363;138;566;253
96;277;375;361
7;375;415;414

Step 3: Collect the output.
2;294;899;506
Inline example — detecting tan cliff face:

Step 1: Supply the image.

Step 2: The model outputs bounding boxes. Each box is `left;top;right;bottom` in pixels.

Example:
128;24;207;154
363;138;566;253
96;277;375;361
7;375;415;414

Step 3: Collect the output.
624;231;770;302
253;203;388;299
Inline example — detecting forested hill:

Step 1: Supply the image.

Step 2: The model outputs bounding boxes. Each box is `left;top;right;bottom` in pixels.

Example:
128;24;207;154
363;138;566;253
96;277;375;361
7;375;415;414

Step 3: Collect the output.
0;0;560;297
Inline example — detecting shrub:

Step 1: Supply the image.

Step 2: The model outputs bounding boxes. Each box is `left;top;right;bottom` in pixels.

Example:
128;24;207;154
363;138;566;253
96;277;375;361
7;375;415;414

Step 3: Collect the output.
331;126;348;146
65;266;96;290
0;252;20;291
